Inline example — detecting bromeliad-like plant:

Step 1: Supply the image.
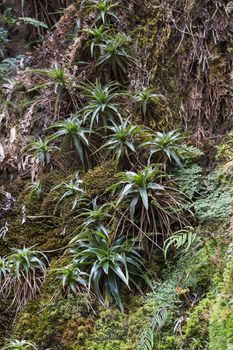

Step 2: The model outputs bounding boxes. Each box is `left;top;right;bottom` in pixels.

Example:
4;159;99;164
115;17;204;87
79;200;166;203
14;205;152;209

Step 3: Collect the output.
52;176;86;213
16;17;48;32
82;0;119;25
26;137;59;166
28;66;71;118
99;118;143;168
141;130;185;169
69;228;149;311
112;165;188;244
84;25;109;57
55;260;89;296
27;180;43;196
97;33;133;81
76;198;112;230
0;247;48;311
1;339;38;350
50;116;91;167
0;28;8;44
29;67;68;93
132;87;166;121
79;79;121;129
115;165;165;220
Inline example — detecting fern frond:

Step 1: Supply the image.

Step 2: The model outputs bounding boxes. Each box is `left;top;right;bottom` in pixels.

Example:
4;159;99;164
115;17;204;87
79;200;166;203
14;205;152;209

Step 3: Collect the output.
18;17;48;29
137;328;154;350
164;228;199;258
151;308;168;330
136;308;168;350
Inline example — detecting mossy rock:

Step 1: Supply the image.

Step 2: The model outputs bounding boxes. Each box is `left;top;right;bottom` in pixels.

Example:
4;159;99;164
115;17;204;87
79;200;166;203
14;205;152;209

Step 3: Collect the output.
82;303;149;350
84;162;116;199
2;170;84;252
13;295;94;350
12;292;147;350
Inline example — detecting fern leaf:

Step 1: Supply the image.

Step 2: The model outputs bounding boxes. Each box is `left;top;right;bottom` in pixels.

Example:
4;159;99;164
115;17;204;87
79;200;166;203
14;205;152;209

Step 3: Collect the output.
136;308;168;350
18;17;48;29
151;308;168;330
164;228;198;258
137;328;154;350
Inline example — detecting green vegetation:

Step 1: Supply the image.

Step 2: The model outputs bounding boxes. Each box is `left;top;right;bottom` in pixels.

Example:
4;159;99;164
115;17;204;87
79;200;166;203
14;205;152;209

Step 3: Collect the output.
100;119;143;167
52;176;85;212
80;79;121;129
1;340;38;350
82;0;119;25
26;138;59;166
136;308;168;350
141;130;185;169
97;33;132;81
77;198;111;230
175;163;204;200
84;25;110;57
68;228;149;311
0;247;47;311
0;0;233;349
132;87;165;121
112;165;187;243
209;255;233;350
54;261;89;296
50;116;91;166
164;227;200;259
29;67;68;93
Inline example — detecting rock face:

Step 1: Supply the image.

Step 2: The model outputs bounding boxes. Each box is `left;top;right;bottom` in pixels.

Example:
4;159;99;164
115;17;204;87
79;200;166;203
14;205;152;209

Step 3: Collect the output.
1;1;233;349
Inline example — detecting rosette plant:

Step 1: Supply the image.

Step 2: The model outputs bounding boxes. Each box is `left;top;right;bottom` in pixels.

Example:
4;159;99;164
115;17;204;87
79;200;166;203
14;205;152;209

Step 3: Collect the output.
112;165;188;245
69;228;150;311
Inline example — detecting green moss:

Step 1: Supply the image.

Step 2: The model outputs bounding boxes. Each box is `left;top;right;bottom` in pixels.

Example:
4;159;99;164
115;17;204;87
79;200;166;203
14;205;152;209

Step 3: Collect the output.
2;170;84;252
13;296;147;350
209;298;233;350
61;315;95;349
2;2;233;348
84;162;116;199
13;295;93;349
216;132;233;163
183;298;212;349
5;214;67;252
209;255;233;350
84;309;131;350
155;336;180;350
9;236;226;350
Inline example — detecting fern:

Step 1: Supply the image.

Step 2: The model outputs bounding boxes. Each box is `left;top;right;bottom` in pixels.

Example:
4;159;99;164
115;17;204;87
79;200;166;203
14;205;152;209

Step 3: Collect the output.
137;308;168;350
164;228;199;258
137;328;154;350
194;188;232;223
151;308;168;330
0;28;9;43
178;144;204;160
0;56;24;79
175;164;204;200
17;17;48;29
